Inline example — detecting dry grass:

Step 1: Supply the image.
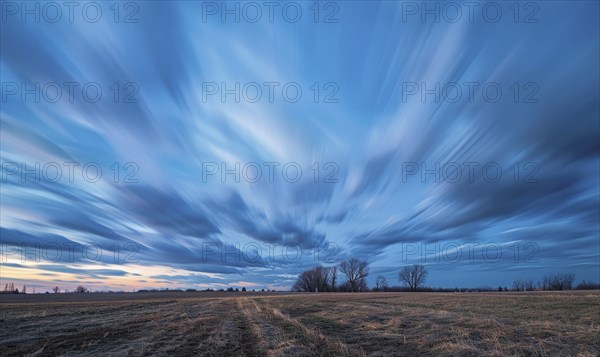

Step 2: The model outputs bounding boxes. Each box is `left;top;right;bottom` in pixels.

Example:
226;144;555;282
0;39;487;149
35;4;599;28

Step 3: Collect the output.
0;291;598;356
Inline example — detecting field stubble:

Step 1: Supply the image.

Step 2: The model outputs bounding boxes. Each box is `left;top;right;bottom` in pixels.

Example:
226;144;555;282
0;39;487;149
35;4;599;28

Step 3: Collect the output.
1;291;598;356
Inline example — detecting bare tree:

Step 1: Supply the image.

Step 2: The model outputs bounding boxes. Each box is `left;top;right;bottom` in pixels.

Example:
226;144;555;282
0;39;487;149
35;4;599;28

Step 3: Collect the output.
561;273;575;290
330;266;338;292
542;273;575;290
293;265;332;292
314;265;330;292
398;265;428;291
513;280;524;291
75;286;88;293
375;276;388;292
512;279;534;291
357;278;368;292
576;280;600;290
293;269;315;292
339;258;369;292
52;286;60;294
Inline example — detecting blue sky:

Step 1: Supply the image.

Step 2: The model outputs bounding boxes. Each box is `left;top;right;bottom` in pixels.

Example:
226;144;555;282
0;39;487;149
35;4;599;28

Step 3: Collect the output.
1;1;599;292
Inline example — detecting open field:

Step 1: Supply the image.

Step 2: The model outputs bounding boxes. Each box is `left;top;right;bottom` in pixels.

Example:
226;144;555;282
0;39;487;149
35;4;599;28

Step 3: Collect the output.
1;291;599;356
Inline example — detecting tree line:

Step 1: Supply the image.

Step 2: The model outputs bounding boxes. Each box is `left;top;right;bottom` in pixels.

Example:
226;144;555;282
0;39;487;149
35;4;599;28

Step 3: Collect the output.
1;283;26;294
292;260;430;292
293;260;599;292
512;273;599;291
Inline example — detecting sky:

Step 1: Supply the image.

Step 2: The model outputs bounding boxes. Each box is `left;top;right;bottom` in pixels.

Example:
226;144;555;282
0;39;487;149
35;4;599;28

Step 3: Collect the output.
1;1;599;292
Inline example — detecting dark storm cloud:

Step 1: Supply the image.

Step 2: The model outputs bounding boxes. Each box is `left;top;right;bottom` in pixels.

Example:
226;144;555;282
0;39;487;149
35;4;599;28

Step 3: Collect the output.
0;227;76;247
50;209;129;242
207;190;328;249
32;265;129;278
0;227;145;266
138;233;268;271
116;185;220;238
349;151;396;198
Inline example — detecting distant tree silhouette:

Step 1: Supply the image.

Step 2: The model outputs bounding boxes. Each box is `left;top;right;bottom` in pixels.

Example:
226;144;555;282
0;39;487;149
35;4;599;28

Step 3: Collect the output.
75;286;88;293
337;281;352;292
575;280;600;290
512;279;534;291
398;265;428;291
375;276;388;292
52;286;60;294
293;265;334;292
339;258;369;292
330;266;338;292
2;283;20;294
541;273;575;290
242;287;246;291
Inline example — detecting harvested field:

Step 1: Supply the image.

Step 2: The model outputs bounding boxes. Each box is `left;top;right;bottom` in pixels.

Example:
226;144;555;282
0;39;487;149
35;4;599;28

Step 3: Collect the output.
1;291;598;356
